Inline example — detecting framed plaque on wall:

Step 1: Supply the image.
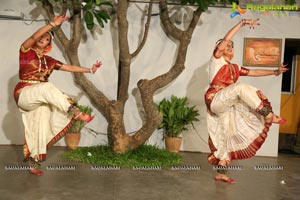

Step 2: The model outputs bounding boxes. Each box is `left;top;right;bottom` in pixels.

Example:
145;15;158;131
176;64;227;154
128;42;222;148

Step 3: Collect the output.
243;38;282;67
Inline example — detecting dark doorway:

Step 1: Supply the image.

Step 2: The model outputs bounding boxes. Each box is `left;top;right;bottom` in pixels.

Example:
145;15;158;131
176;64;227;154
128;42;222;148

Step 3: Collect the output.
281;39;300;93
279;38;300;155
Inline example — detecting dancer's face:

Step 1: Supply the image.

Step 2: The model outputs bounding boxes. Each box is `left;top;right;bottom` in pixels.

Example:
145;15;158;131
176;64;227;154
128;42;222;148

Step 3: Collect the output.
224;40;234;60
35;33;51;50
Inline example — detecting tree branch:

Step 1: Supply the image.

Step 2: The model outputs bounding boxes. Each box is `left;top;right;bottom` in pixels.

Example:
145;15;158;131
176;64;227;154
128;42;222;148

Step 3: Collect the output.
62;0;68;14
117;0;131;106
159;0;182;40
150;5;202;91
70;1;82;49
129;79;162;147
69;55;111;119
128;2;203;147
74;73;111;119
185;7;202;36
42;0;70;47
43;0;111;118
130;0;154;58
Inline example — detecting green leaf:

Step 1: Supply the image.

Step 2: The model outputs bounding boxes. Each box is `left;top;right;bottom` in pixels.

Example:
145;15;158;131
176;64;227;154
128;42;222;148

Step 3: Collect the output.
93;10;104;27
285;0;296;5
84;11;94;30
197;0;209;11
83;2;93;12
181;0;189;5
156;95;200;137
96;1;113;7
94;9;110;23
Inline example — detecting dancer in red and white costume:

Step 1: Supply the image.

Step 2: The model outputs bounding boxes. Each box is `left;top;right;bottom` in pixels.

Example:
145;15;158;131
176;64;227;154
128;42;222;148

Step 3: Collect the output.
204;19;288;183
14;15;102;176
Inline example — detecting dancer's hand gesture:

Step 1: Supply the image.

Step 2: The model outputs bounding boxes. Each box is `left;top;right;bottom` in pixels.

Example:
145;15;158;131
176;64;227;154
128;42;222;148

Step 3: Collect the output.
90;60;102;74
274;63;289;76
242;18;260;29
52;14;69;27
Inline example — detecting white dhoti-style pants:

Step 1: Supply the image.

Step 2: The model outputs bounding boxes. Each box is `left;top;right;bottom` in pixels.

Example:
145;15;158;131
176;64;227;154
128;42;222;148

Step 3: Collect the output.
17;82;74;161
207;82;268;162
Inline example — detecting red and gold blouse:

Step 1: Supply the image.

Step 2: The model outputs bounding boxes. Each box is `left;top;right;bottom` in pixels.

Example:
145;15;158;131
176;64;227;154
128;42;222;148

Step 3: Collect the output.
204;55;249;110
14;46;63;102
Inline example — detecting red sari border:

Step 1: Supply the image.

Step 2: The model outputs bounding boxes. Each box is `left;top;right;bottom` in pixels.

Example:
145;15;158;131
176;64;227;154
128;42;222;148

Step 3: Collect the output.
229;123;269;160
47;119;76;148
207;122;271;164
23;118;75;162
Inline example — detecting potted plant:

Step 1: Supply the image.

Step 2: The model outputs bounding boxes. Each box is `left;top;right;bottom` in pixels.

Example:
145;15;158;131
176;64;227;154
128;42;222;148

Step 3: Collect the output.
156;95;200;153
65;103;93;150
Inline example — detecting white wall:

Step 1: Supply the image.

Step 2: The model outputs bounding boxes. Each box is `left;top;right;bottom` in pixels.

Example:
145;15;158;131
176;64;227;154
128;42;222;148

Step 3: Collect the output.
1;0;300;157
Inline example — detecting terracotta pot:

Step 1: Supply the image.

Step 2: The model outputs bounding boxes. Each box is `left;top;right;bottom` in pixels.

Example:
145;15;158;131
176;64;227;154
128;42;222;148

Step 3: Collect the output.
165;137;182;153
65;133;81;150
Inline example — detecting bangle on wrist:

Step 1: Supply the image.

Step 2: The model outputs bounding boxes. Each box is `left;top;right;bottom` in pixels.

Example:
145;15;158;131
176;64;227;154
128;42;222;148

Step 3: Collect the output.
89;68;94;74
49;22;56;28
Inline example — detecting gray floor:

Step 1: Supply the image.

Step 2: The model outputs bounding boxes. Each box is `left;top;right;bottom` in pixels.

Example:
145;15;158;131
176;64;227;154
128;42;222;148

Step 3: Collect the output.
0;146;300;200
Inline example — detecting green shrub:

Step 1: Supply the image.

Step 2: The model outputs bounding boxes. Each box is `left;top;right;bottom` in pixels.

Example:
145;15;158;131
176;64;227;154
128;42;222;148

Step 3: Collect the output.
156;95;200;137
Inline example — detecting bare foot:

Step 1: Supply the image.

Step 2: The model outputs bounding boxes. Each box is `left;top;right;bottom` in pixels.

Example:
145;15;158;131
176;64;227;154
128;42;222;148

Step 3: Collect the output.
74;112;94;122
215;174;235;184
272;115;287;124
29;169;43;176
265;113;287;124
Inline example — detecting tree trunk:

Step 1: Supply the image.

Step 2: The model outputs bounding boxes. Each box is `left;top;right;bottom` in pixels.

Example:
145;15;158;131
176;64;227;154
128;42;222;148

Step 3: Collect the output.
42;0;201;153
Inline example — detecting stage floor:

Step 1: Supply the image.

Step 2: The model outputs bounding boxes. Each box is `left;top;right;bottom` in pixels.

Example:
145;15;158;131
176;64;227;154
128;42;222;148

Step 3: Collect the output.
0;146;299;200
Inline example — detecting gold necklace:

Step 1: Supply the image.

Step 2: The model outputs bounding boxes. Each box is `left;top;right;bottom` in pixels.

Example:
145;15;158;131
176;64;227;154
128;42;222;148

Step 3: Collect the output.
35;50;49;80
228;63;236;82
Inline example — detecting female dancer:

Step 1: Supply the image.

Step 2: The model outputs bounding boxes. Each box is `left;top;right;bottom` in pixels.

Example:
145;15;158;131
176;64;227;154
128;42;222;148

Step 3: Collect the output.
204;19;288;183
14;15;102;176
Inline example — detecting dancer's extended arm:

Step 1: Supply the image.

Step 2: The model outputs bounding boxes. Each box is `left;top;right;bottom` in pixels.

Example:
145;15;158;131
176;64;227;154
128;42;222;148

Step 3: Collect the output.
214;19;260;58
247;64;288;77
